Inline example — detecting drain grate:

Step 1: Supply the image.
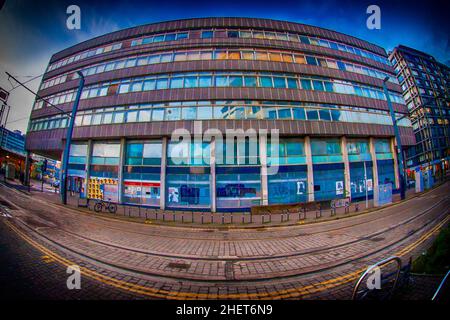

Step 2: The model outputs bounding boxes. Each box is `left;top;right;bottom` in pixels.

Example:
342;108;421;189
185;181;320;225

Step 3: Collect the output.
167;262;191;270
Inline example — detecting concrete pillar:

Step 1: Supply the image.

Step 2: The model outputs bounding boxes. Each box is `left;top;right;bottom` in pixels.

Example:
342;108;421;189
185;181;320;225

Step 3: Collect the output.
259;134;269;205
369;137;379;205
210;137;216;212
341;137;351;199
84;139;93;199
159;137;168;210
391;137;400;189
304;136;315;202
117;138;126;203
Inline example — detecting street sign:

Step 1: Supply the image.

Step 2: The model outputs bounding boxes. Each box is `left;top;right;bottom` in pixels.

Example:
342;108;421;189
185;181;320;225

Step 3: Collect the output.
0;87;8;103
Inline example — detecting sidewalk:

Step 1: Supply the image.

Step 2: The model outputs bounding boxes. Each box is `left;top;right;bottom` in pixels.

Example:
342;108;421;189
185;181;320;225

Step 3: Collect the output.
3;174;431;229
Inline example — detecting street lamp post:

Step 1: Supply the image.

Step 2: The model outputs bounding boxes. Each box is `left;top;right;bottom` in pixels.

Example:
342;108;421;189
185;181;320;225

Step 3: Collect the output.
383;77;406;200
61;71;85;205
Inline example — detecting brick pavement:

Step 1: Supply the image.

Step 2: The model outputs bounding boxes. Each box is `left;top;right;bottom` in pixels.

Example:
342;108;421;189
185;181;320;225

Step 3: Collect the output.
0;180;448;299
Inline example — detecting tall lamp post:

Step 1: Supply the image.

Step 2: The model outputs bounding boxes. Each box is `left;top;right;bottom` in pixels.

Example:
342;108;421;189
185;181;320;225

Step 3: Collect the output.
383;77;406;200
61;71;85;205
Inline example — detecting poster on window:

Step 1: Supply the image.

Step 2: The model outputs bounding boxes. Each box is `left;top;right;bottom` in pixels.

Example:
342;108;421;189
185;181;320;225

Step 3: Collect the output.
168;187;179;203
366;179;373;191
336;181;344;195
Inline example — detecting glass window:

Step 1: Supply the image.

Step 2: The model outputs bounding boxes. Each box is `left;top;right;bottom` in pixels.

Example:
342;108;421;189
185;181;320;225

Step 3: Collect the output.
127;110;138;123
153;35;164;42
269;53;282;62
255;52;269;61
184;76;198;88
118;83;129;94
301;79;312;90
229;76;243;87
130;81;142;92
156;78;168;90
143;79;156;91
138;109;151;122
260;76;273;87
306;56;317;65
197;106;213;119
313;80;325;91
215;75;228;87
294;55;306;64
137;57;148;66
176;33;188;40
182;107;197;120
242;51;254;60
113;110;124;123
174;53;187;61
292;108;306;120
286;78;298;89
278;108;292;119
201;30;213;38
214;50;227;60
244;76;257;87
306;109;319;120
273;77;286;88
228;51;240;59
199;76;212;87
165;33;176;41
170;77;184;89
165;107;180;121
319;109;331;121
227;31;239;38
152;108;164;121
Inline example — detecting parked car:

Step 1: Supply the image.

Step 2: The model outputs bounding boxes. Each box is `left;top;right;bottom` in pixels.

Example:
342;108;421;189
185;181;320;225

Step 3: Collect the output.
52;180;60;188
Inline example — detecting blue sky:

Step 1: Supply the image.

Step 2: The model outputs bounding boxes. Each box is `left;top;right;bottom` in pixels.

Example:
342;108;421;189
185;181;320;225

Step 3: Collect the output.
0;0;448;132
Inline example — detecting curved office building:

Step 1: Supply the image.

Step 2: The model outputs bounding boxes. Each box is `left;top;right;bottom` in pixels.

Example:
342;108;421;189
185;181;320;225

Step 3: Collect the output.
26;17;415;211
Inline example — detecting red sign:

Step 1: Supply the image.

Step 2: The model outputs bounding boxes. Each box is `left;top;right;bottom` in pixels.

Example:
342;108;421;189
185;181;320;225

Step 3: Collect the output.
123;181;160;187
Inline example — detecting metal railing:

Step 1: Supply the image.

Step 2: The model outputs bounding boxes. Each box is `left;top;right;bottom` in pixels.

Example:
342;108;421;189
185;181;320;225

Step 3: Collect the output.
431;270;450;301
352;256;402;300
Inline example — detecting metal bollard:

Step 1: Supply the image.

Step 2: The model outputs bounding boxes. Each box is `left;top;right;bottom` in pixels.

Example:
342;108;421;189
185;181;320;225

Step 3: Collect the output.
201;212;204;224
231;214;234;224
191;212;194;223
181;214;184;223
173;212;176;222
222;212;225;224
355;204;359;212
156;211;158;220
242;215;245;224
162;212;165;221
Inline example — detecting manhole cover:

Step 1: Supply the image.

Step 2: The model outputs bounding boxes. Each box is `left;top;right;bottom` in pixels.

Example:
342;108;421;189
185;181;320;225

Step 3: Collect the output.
167;262;190;270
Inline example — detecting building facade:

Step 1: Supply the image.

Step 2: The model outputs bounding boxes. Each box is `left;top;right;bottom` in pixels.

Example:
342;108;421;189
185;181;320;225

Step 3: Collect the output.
0;127;26;179
389;45;450;176
26;18;415;211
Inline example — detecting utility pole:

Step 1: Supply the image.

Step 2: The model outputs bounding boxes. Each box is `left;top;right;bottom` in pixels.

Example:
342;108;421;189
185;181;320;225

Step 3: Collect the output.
0;87;9;181
383;77;406;200
61;71;85;205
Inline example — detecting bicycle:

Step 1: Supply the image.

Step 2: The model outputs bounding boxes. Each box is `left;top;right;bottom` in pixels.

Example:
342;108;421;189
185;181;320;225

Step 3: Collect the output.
93;198;117;214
